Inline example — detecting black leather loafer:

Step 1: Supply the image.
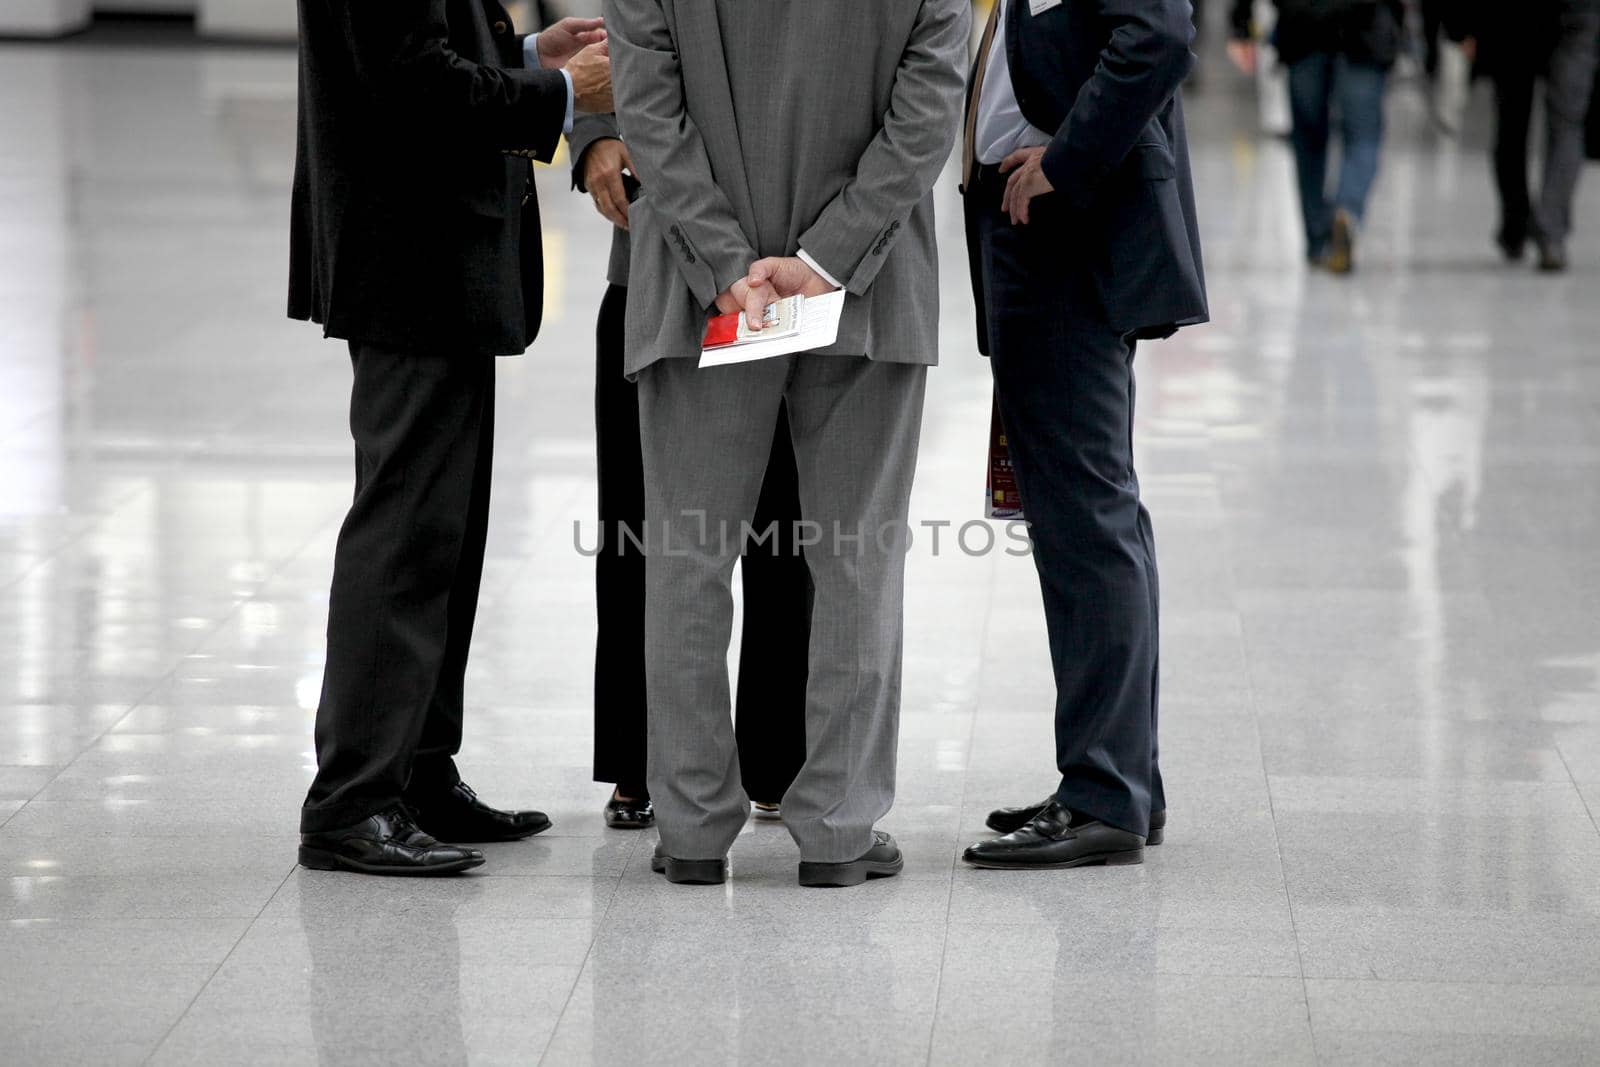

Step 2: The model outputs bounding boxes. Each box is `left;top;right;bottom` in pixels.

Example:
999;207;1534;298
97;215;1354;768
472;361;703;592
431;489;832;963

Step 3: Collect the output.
798;831;904;888
406;781;550;843
604;790;655;830
963;800;1144;870
650;845;727;885
299;806;485;876
987;798;1166;844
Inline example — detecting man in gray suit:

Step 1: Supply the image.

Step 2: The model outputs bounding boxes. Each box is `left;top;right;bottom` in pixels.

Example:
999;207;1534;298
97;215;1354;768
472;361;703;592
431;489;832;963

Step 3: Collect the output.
605;0;968;887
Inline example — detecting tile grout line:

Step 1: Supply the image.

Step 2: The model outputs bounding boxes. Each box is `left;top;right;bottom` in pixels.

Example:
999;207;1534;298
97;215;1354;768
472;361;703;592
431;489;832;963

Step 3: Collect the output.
533;828;636;1067
1554;744;1600;839
138;863;300;1067
920;547;1001;1067
1224;473;1320;1063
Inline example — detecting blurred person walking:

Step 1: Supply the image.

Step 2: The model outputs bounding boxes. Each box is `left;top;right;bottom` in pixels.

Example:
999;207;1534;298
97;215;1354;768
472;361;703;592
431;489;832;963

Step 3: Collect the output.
1456;0;1600;270
1229;0;1406;272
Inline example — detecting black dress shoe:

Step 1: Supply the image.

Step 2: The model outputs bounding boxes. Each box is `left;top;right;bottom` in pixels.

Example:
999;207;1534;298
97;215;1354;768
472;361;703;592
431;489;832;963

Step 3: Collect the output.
406;781;551;843
963;800;1144;870
299;806;485;876
604;789;655;829
987;798;1167;844
798;831;904;888
650;845;727;885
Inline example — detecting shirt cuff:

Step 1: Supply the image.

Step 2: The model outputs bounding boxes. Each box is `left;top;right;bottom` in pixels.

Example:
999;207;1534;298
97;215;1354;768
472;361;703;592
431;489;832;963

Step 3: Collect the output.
525;34;576;135
797;249;843;290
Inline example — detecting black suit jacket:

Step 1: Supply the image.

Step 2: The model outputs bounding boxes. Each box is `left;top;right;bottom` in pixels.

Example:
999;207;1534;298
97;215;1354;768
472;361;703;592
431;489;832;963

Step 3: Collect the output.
965;0;1208;345
289;0;569;356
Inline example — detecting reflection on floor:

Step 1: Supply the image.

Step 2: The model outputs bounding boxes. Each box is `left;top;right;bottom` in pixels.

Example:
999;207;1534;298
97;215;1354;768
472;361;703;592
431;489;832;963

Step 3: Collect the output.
3;25;1600;1067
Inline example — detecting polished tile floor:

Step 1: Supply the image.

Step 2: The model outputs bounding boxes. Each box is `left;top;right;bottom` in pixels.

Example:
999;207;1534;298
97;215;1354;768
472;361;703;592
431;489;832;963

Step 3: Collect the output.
4;23;1600;1067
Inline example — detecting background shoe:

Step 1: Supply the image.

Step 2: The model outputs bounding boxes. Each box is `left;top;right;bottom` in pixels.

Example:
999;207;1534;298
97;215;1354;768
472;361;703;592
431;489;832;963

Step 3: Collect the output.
406;781;550;843
1325;209;1356;274
650;846;727;885
963;800;1143;870
798;831;904;888
751;801;783;821
299;807;485;876
605;789;655;829
1538;240;1569;272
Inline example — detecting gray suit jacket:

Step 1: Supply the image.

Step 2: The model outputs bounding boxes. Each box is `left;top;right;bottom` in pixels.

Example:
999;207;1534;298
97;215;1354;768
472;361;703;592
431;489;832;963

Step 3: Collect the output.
605;0;969;377
568;112;633;288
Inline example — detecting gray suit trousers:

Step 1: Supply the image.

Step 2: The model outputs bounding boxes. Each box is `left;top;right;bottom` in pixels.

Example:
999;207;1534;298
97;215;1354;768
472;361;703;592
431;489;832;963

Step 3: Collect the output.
637;354;927;863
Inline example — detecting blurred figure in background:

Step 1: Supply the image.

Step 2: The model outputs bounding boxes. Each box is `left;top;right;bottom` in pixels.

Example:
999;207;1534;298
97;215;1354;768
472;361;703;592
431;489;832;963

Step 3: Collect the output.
1229;0;1406;273
1456;0;1600;271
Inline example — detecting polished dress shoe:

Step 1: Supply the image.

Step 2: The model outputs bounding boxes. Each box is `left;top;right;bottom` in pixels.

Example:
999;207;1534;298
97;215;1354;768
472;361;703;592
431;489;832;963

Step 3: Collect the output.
798;831;904;888
650;845;727;885
987;798;1166;845
299;806;484;876
406;781;550;843
964;800;1144;870
604;789;655;829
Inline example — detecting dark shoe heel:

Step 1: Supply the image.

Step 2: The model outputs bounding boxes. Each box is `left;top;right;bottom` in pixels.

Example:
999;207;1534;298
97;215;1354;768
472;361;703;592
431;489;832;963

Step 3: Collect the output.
1104;848;1145;866
798;861;869;888
297;845;340;871
652;854;727;885
1145;827;1164;846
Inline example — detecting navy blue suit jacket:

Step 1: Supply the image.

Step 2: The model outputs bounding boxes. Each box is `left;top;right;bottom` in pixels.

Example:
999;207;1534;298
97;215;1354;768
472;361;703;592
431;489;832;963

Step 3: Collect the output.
966;0;1209;345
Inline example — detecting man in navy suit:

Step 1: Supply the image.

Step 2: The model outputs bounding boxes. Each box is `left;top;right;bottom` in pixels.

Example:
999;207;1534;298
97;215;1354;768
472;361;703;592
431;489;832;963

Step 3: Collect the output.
961;0;1207;870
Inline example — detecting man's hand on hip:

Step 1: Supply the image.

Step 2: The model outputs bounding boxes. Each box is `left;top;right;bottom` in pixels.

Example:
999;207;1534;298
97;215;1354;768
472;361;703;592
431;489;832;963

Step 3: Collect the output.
536;17;605;69
1000;147;1054;226
567;41;613;114
582;138;634;231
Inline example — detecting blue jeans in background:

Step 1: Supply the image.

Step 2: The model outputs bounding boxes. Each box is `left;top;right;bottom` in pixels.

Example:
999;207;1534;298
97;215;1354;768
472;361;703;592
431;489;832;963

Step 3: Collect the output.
1286;53;1388;259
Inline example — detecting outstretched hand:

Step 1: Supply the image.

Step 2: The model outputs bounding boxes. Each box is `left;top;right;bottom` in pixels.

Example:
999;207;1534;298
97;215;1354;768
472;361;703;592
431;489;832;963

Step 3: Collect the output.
535;17;605;70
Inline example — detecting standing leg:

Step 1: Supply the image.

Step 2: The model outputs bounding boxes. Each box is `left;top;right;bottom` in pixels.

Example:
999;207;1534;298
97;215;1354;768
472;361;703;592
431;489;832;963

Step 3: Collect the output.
1128;351;1165;818
1286;52;1336;260
979;204;1159;839
1493;66;1538;255
780;357;928;864
734;401;812;807
591;283;651;797
1533;4;1600;256
409;358;496;794
302;345;491;834
638;356;789;861
1331;59;1389;227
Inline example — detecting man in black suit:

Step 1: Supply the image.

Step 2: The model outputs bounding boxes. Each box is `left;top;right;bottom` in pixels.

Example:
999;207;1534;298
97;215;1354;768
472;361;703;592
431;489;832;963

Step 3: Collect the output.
960;0;1207;870
289;0;611;876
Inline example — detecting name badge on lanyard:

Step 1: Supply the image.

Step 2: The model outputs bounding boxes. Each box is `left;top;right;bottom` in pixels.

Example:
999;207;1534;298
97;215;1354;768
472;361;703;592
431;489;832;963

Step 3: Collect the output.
1028;0;1063;13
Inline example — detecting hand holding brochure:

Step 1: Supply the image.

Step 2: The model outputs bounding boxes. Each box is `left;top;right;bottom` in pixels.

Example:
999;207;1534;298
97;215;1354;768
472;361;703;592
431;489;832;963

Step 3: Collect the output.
699;290;846;368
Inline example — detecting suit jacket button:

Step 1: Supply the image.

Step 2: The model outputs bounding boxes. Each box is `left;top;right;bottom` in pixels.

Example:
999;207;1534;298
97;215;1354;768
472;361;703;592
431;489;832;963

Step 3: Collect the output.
493;20;508;34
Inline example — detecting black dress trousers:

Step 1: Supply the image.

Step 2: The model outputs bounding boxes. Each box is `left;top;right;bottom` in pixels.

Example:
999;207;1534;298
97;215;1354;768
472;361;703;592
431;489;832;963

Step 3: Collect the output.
301;342;495;834
974;177;1163;839
592;283;810;801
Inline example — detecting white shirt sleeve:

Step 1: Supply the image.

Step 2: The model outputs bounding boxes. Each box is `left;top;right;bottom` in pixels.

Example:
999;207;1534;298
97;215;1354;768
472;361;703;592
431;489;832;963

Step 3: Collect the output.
796;249;844;291
523;34;575;136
